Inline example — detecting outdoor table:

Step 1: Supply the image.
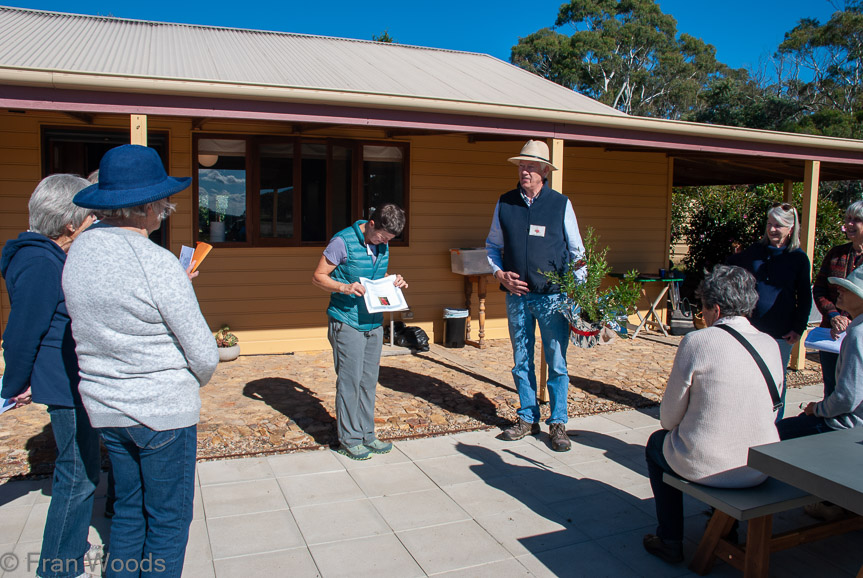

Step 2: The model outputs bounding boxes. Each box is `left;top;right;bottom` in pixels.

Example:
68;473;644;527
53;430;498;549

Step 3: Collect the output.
748;427;863;516
462;274;492;349
749;428;863;578
610;273;684;339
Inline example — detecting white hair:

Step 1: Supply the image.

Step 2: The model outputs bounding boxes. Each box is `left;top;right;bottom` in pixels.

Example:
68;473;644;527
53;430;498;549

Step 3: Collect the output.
761;204;800;251
28;174;93;239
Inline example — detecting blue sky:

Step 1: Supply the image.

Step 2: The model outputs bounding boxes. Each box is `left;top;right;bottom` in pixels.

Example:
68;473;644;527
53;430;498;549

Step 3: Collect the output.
6;0;839;72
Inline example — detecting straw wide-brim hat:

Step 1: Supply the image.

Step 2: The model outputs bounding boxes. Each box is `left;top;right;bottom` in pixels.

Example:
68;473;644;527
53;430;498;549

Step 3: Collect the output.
829;265;863;301
507;140;558;171
74;144;191;209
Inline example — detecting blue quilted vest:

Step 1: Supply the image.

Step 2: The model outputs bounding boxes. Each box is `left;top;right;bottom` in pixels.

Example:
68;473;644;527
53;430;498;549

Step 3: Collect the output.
327;221;389;331
498;184;570;294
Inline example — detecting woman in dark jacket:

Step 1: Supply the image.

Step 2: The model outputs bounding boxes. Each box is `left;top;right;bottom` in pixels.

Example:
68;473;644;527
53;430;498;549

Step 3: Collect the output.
728;202;811;418
1;174;97;578
813;199;863;397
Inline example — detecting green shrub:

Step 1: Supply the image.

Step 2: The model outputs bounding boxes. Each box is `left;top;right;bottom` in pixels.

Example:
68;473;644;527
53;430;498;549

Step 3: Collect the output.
673;183;845;288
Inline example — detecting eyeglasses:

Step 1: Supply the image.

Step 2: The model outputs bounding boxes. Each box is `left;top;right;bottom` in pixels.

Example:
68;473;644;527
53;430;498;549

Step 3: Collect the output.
771;202;793;211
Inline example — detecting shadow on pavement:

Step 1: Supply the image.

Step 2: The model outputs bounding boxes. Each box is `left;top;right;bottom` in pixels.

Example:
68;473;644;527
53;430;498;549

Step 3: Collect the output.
243;378;336;446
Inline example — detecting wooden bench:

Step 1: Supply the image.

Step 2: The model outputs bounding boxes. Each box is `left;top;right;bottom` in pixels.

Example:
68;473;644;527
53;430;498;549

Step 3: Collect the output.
664;473;863;577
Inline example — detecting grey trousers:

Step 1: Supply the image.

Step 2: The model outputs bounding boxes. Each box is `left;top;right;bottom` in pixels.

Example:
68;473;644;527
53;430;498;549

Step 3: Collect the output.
328;317;383;447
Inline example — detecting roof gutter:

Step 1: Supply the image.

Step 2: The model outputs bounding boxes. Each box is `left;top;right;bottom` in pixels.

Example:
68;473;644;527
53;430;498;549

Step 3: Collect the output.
2;67;863;154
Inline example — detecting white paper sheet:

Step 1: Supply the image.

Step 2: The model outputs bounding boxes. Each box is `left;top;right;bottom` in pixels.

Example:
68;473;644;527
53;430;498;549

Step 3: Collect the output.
179;245;194;271
360;275;408;313
804;326;845;354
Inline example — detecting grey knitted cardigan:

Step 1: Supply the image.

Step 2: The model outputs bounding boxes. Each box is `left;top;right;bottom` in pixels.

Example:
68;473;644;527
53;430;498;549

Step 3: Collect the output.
63;225;218;431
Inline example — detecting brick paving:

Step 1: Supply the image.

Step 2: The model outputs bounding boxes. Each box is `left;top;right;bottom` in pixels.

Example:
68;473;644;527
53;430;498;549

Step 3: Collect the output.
0;332;824;479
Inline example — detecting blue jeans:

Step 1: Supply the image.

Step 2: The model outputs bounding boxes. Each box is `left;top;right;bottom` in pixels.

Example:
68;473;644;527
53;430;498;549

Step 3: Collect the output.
38;406;101;578
100;425;197;578
645;430;684;541
776;413;833;440
506;292;570;424
820;351;839;398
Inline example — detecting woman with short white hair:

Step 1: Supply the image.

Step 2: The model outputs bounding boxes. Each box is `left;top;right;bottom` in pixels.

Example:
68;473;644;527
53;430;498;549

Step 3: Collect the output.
728;202;811;418
1;174;98;578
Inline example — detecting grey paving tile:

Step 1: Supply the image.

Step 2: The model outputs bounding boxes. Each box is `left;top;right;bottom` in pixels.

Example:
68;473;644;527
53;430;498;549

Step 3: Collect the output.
571;457;649;491
517;540;642;578
348;461;436;498
277;470;365;507
532;433;611;465
397;520;510;575
547;490;655;540
213;548;320;578
2;541;44;578
207;509;304;560
267;449;344;478
17;502;51;545
395;435;462;461
562;414;629;434
0;507;30;545
197;457;274;486
603;408;661;428
370;488;470;531
443;479;542;518
474;506;590;556
414;453;505;487
182;519;215;578
200;478;288;518
434;557;534;577
292;499;390;545
0;479;46;509
309;534;424;578
333;446;410;470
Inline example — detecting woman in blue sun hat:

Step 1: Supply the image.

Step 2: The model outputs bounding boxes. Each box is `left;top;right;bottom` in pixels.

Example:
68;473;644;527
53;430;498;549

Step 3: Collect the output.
63;145;218;578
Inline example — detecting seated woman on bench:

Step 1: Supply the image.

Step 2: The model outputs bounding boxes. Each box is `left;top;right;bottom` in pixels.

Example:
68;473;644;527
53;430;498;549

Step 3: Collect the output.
777;265;863;441
643;265;784;564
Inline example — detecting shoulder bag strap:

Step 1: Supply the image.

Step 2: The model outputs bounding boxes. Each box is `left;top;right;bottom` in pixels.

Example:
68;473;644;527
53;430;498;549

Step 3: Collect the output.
715;324;783;411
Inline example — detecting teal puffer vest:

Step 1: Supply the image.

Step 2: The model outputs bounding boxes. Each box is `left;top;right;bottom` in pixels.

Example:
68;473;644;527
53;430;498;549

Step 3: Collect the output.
327;221;389;331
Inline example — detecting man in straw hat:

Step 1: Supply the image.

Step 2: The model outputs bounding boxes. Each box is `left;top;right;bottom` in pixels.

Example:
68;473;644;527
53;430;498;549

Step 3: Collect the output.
486;140;585;452
777;264;863;441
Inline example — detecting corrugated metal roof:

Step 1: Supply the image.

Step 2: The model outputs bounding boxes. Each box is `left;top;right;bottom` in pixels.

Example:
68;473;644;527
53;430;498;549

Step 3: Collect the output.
0;6;624;116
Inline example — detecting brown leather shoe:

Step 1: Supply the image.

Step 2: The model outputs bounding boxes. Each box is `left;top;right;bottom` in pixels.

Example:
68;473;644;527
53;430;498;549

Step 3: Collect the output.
498;419;540;441
549;423;571;452
643;534;683;564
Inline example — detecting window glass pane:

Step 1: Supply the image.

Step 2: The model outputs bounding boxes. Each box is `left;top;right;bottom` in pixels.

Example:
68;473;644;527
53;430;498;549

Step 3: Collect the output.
330;145;352;235
301;143;327;243
363;145;404;218
259;143;294;239
198;139;247;243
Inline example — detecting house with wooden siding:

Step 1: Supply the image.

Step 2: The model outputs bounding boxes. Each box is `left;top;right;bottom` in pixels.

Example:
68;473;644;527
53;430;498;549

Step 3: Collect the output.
2;6;863;356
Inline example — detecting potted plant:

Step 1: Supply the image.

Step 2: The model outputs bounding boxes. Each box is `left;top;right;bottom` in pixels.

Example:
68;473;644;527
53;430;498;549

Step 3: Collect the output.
215;324;240;361
542;227;642;348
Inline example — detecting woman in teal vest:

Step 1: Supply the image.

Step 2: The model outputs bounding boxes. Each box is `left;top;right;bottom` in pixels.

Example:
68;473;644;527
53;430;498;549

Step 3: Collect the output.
312;204;407;460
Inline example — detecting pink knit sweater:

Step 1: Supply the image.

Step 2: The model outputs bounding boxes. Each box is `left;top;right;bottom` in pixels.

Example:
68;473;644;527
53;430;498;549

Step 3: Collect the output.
661;317;782;488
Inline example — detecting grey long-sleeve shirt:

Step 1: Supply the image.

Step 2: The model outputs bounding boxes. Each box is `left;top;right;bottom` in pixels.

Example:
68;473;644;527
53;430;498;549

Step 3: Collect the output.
63;224;218;431
817;314;863;430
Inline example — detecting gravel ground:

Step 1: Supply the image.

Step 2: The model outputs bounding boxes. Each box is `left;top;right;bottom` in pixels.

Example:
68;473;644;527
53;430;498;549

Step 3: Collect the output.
0;333;824;479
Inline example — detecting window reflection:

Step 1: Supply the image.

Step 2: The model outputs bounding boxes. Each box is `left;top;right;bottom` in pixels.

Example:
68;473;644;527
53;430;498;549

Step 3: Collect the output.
198;139;247;243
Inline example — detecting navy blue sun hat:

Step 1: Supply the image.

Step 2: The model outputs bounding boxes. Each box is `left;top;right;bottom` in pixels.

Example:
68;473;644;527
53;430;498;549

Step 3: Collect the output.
74;145;191;209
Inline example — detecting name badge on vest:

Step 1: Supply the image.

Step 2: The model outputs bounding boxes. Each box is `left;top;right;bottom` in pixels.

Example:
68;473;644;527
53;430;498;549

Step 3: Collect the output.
529;225;546;237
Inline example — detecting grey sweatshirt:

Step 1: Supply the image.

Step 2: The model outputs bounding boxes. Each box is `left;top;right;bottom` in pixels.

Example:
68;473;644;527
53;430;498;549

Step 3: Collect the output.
63;224;218;431
818;314;863;430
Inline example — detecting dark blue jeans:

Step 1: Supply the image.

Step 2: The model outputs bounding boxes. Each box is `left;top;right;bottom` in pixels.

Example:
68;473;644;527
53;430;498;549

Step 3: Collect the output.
100;425;197;578
776;413;833;440
645;429;684;541
820;351;838;398
38;406;101;578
